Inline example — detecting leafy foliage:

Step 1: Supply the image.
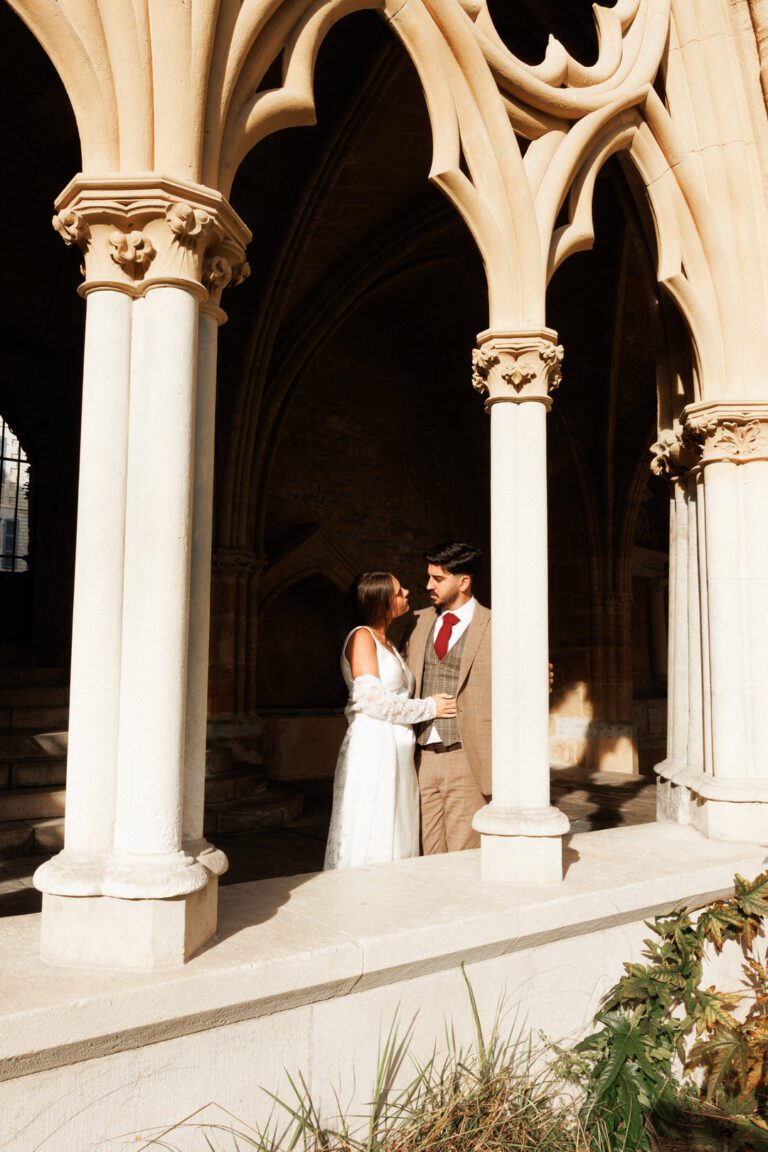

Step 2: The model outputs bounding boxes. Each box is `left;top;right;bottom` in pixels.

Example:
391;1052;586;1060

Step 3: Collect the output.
575;870;768;1150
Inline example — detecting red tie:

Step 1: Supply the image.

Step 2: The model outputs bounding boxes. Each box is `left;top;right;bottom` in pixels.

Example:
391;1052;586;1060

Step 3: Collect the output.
434;612;459;661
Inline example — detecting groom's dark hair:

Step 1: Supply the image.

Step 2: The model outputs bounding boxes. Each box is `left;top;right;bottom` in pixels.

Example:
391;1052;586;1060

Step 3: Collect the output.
425;542;483;577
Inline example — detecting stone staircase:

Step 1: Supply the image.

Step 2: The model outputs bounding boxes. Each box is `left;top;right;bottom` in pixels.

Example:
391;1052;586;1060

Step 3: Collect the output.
0;665;69;861
203;738;303;836
0;669;304;865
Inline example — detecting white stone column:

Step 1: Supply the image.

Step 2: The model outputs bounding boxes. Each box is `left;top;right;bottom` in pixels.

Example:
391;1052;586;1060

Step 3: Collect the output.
104;284;211;897
470;329;569;883
36;177;250;968
181;302;229;875
649;430;700;824
686;475;704;772
670;402;768;842
34;285;131;896
694;468;713;775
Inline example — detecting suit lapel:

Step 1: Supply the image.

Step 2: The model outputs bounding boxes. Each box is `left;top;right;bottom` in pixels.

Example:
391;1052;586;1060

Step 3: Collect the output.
409;610;436;696
458;603;490;691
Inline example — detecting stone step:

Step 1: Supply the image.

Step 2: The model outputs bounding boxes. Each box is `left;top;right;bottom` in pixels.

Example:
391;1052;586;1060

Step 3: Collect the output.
28;817;65;855
204;764;268;804
0;730;68;760
0;817;66;860
0;684;70;708
0;787;66;822
206;788;304;835
0;665;67;687
0;821;35;860
205;740;264;774
5;706;70;732
9;758;67;789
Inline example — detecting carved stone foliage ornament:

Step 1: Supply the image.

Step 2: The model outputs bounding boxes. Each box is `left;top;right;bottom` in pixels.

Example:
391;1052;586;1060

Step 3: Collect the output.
108;229;156;277
681;403;768;465
649;428;697;480
471;331;563;409
52;209;90;247
165;201;214;240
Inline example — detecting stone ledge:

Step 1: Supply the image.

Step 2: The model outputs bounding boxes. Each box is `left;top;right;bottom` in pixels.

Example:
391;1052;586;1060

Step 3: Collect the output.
0;824;766;1082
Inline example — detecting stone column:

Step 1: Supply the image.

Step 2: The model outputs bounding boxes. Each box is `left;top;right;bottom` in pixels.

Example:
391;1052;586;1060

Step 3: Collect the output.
470;329;569;883
182;270;247;865
649;430;699;824
679;402;768;841
36;177;250;967
33;237;132;894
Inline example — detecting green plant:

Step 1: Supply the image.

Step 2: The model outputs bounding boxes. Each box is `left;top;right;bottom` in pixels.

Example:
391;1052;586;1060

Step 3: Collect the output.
135;967;607;1152
575;871;768;1150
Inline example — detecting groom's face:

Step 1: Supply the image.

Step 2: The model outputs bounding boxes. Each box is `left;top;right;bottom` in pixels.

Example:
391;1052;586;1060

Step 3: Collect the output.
426;564;470;611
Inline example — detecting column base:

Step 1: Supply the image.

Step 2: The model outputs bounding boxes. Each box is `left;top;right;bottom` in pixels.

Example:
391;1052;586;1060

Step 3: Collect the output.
34;850;110;896
656;775;692;825
479;833;564;883
654;761;768;842
691;797;768;843
473;804;570;883
40;877;219;968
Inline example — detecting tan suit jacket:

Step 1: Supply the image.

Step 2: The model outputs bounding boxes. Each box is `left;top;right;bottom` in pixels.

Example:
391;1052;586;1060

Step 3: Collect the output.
404;602;492;796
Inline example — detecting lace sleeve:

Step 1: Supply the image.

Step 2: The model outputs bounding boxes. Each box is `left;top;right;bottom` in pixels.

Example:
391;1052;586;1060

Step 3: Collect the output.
347;674;437;726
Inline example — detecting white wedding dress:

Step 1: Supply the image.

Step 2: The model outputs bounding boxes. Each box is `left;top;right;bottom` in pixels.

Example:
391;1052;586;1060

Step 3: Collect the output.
324;627;437;870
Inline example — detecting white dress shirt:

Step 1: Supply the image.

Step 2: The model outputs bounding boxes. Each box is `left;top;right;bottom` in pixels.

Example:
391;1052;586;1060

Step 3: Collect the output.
423;597;476;745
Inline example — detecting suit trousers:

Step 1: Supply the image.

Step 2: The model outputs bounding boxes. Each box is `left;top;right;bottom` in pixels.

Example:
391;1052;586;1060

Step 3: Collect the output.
418;745;486;854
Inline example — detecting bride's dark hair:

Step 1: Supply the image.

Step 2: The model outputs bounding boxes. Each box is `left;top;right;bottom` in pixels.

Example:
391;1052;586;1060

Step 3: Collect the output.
349;572;395;628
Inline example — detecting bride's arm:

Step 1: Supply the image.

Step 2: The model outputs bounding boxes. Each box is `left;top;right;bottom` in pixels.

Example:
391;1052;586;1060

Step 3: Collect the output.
345;628;437;724
345;628;380;678
347;675;437;725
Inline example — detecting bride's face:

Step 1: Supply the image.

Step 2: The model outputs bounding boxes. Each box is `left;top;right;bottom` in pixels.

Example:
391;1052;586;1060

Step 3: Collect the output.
389;577;411;620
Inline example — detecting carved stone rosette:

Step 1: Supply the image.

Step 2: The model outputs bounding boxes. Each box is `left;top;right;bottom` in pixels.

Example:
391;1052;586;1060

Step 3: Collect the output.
681;402;768;466
649;427;698;481
471;329;564;410
51;175;251;309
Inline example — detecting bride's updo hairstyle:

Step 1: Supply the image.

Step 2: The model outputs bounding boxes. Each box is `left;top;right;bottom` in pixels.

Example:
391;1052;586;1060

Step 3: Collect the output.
349;572;395;628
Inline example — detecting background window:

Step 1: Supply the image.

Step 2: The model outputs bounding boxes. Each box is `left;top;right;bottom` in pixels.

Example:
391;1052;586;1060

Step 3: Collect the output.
0;418;30;573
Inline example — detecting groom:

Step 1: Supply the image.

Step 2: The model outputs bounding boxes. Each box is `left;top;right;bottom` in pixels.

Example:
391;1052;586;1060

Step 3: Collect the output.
404;542;491;854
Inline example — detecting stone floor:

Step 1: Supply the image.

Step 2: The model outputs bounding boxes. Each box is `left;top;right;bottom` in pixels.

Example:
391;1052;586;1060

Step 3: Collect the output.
0;767;657;918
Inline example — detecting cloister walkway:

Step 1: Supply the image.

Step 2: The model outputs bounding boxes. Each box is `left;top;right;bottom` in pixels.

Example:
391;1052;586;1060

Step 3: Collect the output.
0;767;657;916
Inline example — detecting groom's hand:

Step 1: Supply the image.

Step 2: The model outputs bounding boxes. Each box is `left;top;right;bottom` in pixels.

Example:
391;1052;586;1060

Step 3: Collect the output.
549;663;554;693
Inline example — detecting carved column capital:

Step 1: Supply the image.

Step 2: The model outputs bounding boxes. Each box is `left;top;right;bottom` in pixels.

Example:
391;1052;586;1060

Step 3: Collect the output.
681;402;768;465
649;427;698;480
52;175;251;309
471;328;563;411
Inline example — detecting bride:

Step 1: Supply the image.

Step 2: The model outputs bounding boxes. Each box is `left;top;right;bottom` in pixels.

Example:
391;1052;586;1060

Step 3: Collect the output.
324;571;456;870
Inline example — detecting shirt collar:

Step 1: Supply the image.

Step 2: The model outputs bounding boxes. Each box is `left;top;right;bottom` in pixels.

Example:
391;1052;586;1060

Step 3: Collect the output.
440;596;476;622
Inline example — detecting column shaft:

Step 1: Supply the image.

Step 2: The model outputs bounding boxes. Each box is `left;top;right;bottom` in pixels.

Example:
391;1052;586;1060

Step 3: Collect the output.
489;401;550;809
182;310;228;875
686;477;703;770
703;461;749;779
670;480;690;769
35;289;132;895
107;286;209;896
694;470;713;774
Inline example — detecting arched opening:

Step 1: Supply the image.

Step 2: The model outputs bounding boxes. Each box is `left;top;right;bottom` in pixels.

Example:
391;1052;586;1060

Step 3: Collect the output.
544;149;682;825
0;3;82;662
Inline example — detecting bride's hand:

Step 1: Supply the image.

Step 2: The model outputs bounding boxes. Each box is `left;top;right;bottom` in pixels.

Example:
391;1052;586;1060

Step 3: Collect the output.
431;693;457;718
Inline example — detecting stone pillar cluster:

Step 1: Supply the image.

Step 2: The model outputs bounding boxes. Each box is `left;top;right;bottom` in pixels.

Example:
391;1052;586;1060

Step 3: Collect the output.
35;177;250;967
652;404;768;842
470;329;570;883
